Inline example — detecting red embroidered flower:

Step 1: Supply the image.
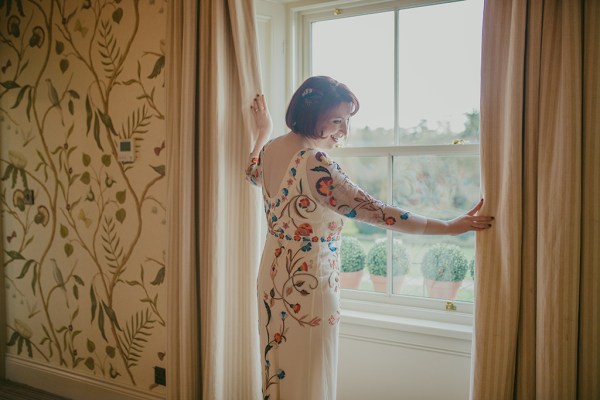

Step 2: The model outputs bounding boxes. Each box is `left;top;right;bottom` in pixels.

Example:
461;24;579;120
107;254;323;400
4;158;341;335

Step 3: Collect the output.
329;197;337;207
311;236;319;242
299;262;309;271
385;216;396;225
274;332;283;344
293;235;301;241
298;197;310;209
316;177;333;196
292;303;301;313
274;248;282;257
295;223;313;237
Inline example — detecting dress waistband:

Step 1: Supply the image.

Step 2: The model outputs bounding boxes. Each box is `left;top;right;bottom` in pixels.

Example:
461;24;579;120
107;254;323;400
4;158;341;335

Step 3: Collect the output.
268;229;340;243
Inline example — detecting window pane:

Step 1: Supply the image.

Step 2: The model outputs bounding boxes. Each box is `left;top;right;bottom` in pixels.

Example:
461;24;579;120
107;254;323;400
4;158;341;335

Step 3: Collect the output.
311;12;395;147
397;1;483;145
392;155;480;301
336;156;387;292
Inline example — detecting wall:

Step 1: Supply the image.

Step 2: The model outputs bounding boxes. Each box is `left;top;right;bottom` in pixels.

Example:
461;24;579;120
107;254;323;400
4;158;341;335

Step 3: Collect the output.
1;1;167;399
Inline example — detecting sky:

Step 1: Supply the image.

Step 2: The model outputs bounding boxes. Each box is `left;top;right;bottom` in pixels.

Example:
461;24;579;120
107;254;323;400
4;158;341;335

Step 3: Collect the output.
311;0;484;132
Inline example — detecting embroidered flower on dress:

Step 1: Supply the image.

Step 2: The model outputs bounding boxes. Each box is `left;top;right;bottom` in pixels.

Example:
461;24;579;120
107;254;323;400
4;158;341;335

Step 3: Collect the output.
295;223;313;237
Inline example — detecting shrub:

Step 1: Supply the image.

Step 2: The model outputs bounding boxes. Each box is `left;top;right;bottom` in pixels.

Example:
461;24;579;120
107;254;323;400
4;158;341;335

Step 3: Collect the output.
366;239;410;277
340;236;366;273
420;243;468;282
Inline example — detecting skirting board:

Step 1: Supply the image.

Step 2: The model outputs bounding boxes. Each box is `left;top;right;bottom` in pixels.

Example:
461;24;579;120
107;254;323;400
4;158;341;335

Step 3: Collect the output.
5;354;165;400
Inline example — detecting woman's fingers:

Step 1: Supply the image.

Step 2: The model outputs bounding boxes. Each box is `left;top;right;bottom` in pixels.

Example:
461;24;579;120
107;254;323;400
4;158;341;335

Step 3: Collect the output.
466;198;484;216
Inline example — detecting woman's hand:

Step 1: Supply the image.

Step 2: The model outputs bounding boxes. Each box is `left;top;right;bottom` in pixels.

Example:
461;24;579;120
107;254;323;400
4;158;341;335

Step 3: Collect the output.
250;94;273;156
447;198;494;235
423;198;495;235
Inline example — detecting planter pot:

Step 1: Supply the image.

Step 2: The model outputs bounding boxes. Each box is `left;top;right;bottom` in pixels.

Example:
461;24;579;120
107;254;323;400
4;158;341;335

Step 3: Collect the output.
340;270;364;289
370;275;405;293
424;279;462;299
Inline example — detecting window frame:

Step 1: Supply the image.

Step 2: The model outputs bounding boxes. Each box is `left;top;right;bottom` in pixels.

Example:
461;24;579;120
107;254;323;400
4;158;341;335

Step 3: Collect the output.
291;0;482;322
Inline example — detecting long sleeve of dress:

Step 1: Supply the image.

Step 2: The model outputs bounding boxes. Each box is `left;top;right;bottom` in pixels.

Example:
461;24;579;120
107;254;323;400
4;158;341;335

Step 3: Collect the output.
245;153;262;187
305;149;428;235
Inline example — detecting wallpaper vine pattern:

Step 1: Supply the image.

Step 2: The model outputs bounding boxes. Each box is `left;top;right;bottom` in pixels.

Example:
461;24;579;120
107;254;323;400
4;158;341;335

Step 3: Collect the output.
1;0;167;392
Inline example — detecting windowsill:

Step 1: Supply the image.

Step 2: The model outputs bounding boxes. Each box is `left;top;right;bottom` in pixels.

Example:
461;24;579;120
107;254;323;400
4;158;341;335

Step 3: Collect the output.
340;308;473;341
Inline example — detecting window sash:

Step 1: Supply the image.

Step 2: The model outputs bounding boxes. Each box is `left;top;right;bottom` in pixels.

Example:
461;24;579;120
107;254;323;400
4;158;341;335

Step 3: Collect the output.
297;0;481;317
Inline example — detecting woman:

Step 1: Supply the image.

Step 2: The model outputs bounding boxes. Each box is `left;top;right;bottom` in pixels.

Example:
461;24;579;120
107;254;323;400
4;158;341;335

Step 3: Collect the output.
246;76;493;400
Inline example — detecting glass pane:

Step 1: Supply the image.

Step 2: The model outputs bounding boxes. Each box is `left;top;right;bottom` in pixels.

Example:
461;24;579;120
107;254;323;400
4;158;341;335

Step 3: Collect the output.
336;156;387;292
397;0;483;145
392;155;480;301
311;12;395;147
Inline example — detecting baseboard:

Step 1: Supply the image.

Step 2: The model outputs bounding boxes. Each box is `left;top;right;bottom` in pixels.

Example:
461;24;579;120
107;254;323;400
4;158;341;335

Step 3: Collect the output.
5;354;165;400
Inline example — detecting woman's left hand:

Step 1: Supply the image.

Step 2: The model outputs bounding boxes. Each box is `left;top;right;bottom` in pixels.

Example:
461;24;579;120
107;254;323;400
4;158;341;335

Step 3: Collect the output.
447;198;494;235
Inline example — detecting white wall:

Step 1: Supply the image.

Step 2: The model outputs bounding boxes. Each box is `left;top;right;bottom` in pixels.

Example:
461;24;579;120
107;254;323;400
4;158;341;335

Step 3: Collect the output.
255;2;473;399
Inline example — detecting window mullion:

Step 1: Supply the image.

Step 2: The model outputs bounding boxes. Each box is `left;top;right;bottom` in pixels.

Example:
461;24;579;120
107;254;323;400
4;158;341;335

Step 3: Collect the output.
394;8;399;146
386;154;394;295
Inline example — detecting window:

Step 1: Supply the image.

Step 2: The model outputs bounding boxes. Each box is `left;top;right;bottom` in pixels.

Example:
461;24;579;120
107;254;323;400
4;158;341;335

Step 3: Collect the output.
299;0;484;315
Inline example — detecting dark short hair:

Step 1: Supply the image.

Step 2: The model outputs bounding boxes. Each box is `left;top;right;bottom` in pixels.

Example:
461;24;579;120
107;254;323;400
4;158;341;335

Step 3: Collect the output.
285;76;360;138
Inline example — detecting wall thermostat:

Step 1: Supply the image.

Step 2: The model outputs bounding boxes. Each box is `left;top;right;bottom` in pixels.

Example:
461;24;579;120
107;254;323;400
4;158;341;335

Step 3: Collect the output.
118;139;135;163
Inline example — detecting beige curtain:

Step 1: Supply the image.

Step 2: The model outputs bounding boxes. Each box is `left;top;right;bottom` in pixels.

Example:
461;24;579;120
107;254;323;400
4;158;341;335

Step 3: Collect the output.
198;1;263;398
473;1;599;399
166;1;201;399
167;0;264;399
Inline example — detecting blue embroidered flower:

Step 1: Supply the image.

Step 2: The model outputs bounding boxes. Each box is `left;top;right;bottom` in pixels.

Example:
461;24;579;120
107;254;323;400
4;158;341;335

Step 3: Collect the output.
281;311;287;319
301;242;312;252
328;242;337;252
272;215;278;222
282;188;289;196
400;212;409;220
276;369;286;380
290;168;296;177
344;210;357;218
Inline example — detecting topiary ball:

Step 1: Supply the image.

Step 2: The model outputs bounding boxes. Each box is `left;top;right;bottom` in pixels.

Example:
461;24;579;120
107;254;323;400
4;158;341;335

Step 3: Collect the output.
340;236;366;273
366;238;410;277
420;243;468;282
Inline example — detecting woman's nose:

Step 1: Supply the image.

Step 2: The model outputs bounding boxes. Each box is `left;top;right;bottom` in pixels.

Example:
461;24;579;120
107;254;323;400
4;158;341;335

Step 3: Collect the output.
340;120;348;134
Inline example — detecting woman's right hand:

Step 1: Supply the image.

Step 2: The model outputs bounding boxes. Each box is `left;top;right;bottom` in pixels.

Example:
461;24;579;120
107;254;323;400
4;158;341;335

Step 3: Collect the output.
251;94;273;143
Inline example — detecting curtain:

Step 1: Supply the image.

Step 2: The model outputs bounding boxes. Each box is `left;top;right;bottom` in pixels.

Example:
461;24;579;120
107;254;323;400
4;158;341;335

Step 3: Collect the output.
198;1;263;398
166;1;201;398
472;1;599;399
167;0;264;399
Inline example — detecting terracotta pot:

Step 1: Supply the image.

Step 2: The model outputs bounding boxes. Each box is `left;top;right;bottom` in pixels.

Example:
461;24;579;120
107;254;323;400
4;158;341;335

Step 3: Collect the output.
370;275;405;293
424;279;462;299
340;270;364;289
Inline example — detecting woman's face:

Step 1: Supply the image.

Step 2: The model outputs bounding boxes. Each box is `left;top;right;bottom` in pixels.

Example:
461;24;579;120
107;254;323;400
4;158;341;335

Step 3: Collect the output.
314;102;353;149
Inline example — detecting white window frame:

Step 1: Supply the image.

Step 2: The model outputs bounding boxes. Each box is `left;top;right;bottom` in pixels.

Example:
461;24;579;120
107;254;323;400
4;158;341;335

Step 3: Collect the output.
290;0;481;328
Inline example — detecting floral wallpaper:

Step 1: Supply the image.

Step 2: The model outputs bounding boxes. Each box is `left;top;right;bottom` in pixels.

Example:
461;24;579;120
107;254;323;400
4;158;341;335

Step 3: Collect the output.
1;0;167;393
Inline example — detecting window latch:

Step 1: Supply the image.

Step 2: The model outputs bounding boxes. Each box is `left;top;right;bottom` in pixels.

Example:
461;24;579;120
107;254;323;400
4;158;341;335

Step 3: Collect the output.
445;301;457;311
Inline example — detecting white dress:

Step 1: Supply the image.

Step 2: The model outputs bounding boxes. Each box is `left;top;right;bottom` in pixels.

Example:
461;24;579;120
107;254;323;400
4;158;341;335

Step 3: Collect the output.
246;147;427;400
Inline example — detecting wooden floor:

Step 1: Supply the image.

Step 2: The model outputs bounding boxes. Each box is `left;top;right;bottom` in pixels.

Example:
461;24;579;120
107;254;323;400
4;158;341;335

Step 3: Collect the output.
0;380;70;400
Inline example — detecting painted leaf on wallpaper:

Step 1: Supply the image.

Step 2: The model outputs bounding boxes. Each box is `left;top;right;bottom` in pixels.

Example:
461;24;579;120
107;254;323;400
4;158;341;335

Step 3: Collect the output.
150;165;164;177
0;0;26;17
148;55;164;79
112;8;123;24
11;84;30;108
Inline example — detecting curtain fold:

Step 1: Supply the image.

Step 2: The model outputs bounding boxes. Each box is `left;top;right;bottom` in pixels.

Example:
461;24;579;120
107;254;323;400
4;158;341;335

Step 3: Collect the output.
166;1;201;398
473;1;599;399
197;1;263;399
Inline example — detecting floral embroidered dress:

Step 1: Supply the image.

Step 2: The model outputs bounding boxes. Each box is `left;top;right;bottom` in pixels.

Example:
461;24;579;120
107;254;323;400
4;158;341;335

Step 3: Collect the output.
246;147;428;400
